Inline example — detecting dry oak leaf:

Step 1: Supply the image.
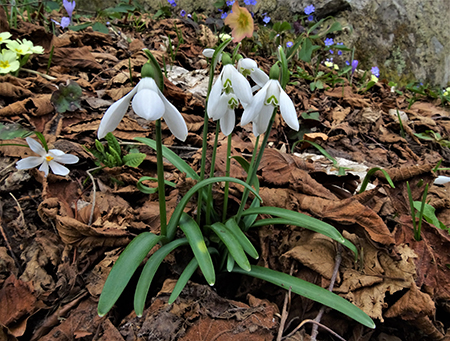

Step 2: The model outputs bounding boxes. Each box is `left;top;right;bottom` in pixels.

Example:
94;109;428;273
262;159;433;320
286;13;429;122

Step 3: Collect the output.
0;94;53;117
385;283;435;320
50;46;103;71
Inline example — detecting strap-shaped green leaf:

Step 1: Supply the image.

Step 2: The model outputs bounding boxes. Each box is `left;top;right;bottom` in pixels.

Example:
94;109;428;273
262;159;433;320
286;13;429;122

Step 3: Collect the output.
135;137;199;180
359;167;395;193
225;218;259;259
232;265;375;329
226;252;235;272
98;232;163;317
242;198;260;232
142;49;164;92
179;213;215;285
167;176;262;241
137;176;176;194
242;206;350;247
251;217;357;258
134;238;189;316
277;45;289;89
210;222;251;272
168;257;198;304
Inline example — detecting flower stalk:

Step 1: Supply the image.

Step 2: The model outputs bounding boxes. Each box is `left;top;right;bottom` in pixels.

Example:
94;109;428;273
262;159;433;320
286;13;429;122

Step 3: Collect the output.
155;119;167;236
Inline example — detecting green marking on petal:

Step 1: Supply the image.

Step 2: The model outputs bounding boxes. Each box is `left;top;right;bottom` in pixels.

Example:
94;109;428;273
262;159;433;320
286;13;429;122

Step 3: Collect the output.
228;96;239;109
266;95;279;106
223;78;233;93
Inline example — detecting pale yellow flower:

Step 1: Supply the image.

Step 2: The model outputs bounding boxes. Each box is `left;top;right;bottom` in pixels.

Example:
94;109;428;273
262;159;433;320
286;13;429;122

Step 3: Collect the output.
371;74;379;82
0;31;12;45
6;39;32;55
0;50;20;74
224;2;254;43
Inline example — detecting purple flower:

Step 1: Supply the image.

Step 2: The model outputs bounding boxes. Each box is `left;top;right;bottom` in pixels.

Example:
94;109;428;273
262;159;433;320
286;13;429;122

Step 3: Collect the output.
52;17;70;29
187;13;192;18
63;0;75;17
307;15;314;21
329;50;333;54
345;61;350;66
304;4;315;15
180;9;186;16
324;38;334;47
244;0;257;4
286;41;293;48
371;66;380;77
167;0;176;7
338;50;342;56
226;0;235;5
263;15;271;24
221;11;228;19
351;60;358;74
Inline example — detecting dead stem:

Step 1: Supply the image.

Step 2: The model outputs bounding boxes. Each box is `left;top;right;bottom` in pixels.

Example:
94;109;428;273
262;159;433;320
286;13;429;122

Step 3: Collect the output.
86;167;102;226
277;263;294;341
0;200;23;273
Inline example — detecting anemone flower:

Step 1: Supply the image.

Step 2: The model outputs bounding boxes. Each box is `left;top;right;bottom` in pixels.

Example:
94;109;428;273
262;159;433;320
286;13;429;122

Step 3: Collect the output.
98;77;188;141
63;0;75;18
207;63;252;135
224;2;254;42
16;137;79;177
241;79;299;136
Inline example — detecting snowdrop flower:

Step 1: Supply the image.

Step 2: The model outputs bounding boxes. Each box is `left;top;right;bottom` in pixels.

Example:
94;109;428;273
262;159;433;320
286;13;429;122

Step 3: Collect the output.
207;55;252;135
237;57;269;91
434;176;450;185
16;137;79;177
241;64;299;136
98;76;188;141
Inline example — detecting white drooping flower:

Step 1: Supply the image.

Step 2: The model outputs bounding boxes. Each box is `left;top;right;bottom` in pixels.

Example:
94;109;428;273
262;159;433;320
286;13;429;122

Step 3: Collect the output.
97;77;188;141
241;78;299;136
207;63;252;135
237;58;269;91
16;137;79;177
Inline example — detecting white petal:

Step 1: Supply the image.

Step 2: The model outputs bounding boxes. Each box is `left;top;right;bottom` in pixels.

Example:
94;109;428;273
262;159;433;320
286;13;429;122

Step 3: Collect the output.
97;87;137;139
220;108;235;136
157;88;188;142
26;137;46;156
48;160;70;176
250;68;269;88
434;176;450;185
255;104;275;136
132;89;165;121
239;58;257;71
48;149;65;156
202;48;215;58
210;94;230;120
16;156;44;170
279;86;299;131
39;161;50;177
241;84;267;126
230;67;253;105
53;153;79;164
207;77;223;118
136;77;159;92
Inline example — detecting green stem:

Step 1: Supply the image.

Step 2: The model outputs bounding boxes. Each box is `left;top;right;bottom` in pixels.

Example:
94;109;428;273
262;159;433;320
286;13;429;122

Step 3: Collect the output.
236;108;277;223
155;119;167;237
222;134;232;222
205;122;220;225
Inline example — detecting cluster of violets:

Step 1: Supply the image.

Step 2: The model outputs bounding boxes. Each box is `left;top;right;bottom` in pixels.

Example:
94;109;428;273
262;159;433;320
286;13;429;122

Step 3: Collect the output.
52;0;76;29
0;32;44;74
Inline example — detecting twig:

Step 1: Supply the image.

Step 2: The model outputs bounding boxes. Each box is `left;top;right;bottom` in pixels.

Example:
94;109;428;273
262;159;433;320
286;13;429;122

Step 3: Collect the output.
0;201;23;273
9;193;26;229
311;243;343;341
282;319;347;341
21;68;57;81
277;263;294;341
86;167;102;226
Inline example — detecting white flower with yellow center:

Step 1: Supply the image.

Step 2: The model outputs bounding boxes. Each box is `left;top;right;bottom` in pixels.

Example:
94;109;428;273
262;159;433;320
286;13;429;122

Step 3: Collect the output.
98;77;188;141
6;39;33;55
22;39;44;54
207;59;252;136
0;50;19;74
16;137;79;177
0;31;12;45
241;74;299;136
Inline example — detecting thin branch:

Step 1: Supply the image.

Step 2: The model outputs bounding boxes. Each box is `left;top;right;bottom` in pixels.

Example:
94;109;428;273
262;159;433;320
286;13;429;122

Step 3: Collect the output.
86;167;102;226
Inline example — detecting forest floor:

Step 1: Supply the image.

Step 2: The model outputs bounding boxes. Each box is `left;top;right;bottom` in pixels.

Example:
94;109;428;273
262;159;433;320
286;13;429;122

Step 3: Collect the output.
1;13;450;341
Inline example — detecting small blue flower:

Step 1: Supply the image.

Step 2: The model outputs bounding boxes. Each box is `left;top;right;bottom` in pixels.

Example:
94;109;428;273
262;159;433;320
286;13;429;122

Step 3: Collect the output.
329;50;334;54
263;15;271;24
371;66;380;77
304;4;315;15
226;0;235;5
244;0;257;4
307;15;314;21
221;11;228;19
351;60;359;74
324;38;334;47
338;50;342;56
167;0;176;6
286;41;293;48
180;9;186;17
345;61;350;66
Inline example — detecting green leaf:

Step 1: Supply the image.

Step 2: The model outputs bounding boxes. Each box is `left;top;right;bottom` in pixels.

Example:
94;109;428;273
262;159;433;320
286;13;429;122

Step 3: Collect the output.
137;176;176;194
413;202;447;231
242;207;357;256
50;80;82;113
68;22;92;31
108;147;123;166
92;22;109;34
242;197;260;232
210;38;233;80
325;21;342;34
359;167;395;193
230;156;259;191
299;38;313;63
105;132;122;157
224;218;259;259
134;238;189;316
123;152;146;167
210;222;251;271
166;177;262;241
232;265;375;329
98;232;163;317
277;46;289;89
179;213;215;284
135;137;199;180
0;123;32;140
168;257;198;304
